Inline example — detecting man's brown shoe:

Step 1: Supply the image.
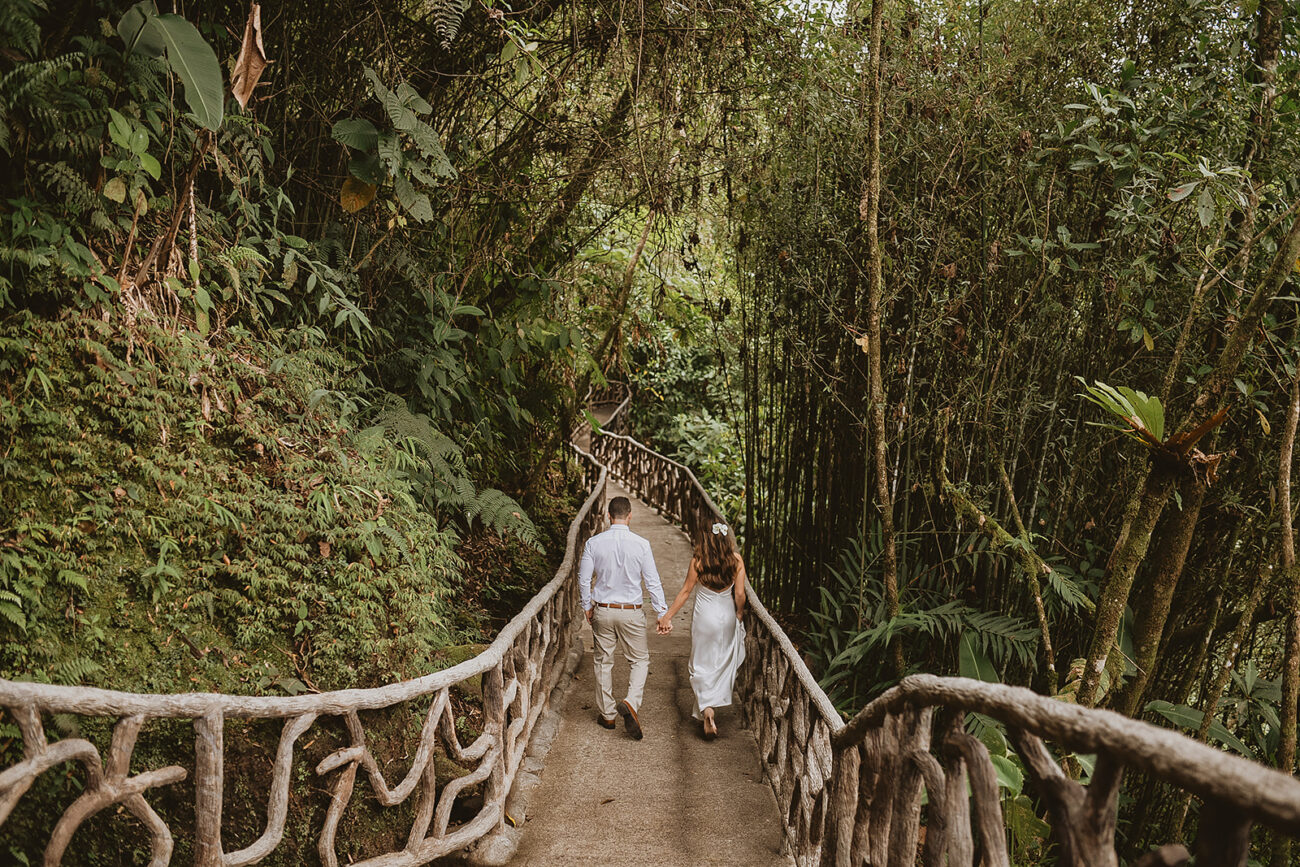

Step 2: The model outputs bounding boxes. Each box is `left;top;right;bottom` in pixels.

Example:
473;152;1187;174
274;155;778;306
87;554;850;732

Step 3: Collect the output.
598;715;616;730
619;699;643;740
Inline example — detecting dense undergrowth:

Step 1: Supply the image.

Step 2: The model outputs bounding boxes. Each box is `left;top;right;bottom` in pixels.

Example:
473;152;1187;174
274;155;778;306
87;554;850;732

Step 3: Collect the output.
0;310;577;697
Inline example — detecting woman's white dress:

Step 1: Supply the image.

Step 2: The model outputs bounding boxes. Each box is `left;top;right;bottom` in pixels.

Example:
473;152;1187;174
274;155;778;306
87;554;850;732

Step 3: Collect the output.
689;582;746;719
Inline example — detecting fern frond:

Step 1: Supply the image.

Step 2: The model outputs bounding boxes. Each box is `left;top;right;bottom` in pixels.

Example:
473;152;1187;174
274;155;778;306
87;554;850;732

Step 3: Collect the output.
377;400;467;473
39;161;109;229
468;488;543;552
430;0;471;48
0;602;27;631
0;1;45;58
374;523;413;563
51;655;104;685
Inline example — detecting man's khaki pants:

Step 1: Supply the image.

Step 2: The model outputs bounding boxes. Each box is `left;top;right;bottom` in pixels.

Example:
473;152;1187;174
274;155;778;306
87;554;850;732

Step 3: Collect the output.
591;606;650;719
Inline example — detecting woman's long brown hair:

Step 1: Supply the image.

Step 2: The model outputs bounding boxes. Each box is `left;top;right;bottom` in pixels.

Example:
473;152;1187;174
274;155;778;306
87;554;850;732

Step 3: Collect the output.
693;523;739;591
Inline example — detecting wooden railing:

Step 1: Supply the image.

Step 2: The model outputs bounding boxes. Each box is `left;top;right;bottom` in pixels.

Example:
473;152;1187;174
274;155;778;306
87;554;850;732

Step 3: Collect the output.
0;446;608;866
592;427;1300;867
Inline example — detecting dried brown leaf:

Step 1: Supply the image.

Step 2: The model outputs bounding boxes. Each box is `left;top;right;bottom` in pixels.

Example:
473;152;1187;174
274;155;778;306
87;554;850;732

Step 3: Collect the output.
340;177;377;213
231;3;267;110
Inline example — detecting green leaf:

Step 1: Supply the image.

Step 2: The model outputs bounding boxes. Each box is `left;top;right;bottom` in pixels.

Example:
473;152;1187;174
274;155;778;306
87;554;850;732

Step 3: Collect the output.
1167;181;1199;202
989;754;1023;796
1197;186;1216;228
396;82;432;115
1145;700;1255;757
107;108;133;148
959;631;998;683
407;193;434;223
193;284;213;313
348;154;385;185
149;13;225;130
139;153;162;180
377;133;404;172
451;304;484;317
128;127;149;156
117;1;165;57
103;177;127;203
406;123;455;176
332;118;379;152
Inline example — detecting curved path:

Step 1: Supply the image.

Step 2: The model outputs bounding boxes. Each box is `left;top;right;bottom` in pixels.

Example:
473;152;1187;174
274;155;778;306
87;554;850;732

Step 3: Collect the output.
507;481;792;866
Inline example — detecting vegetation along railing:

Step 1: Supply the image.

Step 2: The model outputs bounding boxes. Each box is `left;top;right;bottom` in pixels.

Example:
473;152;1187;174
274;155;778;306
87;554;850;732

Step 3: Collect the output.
0;447;608;866
591;426;1300;866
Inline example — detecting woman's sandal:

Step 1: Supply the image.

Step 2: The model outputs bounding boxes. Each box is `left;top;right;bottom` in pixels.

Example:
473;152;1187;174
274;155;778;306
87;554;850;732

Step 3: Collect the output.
702;715;718;741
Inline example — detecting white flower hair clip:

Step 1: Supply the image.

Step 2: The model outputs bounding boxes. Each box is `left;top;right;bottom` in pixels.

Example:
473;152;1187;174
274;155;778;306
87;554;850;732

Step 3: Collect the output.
711;523;729;536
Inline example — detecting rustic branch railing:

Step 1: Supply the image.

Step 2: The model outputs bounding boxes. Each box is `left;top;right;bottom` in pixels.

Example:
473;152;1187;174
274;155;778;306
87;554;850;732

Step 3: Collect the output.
592;428;1300;867
0;446;608;866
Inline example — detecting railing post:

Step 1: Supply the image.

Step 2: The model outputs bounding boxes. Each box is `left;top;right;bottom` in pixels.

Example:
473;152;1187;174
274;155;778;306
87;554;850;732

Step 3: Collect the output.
821;742;860;867
482;663;507;816
193;710;224;867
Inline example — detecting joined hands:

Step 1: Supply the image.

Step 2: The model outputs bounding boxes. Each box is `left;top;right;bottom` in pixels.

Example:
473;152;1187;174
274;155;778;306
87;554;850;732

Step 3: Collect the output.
656;616;673;635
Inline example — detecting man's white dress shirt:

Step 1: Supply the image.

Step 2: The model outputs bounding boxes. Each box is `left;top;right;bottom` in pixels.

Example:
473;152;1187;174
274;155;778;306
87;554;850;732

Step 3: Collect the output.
579;524;668;616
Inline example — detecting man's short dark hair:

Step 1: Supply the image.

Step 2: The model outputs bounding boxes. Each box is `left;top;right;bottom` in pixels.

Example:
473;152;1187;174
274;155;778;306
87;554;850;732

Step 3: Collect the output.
608;496;632;520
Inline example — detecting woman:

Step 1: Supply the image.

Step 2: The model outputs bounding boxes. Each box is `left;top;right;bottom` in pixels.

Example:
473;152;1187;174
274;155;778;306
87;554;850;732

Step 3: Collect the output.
659;520;747;739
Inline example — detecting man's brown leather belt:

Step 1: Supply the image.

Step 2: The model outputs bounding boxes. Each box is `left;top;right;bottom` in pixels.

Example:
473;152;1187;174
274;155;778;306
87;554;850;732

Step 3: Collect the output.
595;602;641;609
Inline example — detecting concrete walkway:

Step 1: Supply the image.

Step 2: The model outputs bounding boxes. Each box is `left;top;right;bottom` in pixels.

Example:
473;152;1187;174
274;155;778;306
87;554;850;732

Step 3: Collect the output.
507;482;791;866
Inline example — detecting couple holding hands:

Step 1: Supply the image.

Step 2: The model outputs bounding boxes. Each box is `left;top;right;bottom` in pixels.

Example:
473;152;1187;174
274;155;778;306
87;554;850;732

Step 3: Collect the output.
578;496;748;740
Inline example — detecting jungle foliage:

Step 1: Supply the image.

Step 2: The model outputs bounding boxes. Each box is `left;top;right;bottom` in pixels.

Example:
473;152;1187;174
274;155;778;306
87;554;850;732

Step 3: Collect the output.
0;0;762;858
5;0;1300;861
716;0;1300;858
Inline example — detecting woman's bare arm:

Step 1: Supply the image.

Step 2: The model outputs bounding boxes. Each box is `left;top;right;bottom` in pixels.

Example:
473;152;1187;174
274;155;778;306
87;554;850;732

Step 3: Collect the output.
663;558;699;623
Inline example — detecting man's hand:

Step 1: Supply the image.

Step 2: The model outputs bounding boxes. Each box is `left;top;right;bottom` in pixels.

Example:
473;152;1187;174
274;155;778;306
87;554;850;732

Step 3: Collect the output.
656;616;673;635
585;608;594;624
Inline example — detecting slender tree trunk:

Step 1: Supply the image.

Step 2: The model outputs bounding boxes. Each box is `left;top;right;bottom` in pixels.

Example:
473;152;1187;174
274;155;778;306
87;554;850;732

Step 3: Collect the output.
1113;0;1286;719
862;0;901;675
1230;0;1283;304
1112;472;1206;716
591;206;656;373
526;85;633;266
1272;368;1300;867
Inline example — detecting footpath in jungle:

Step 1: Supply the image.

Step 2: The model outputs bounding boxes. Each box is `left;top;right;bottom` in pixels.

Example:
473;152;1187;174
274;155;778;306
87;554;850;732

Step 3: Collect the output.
2;0;1300;864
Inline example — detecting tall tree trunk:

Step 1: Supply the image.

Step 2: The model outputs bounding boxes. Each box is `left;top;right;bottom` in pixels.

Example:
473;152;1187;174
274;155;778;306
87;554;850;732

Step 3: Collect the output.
1111;472;1205;717
525;85;633;267
1272;367;1300;867
1229;0;1283;308
590;206;656;374
861;0;901;674
1171;565;1273;839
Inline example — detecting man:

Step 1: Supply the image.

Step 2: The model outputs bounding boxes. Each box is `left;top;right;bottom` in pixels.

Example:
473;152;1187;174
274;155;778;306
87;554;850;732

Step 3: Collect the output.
578;495;668;739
